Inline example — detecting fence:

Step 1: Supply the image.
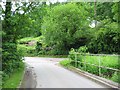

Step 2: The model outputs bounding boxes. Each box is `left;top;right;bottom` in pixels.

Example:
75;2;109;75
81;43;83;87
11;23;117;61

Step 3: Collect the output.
69;52;120;76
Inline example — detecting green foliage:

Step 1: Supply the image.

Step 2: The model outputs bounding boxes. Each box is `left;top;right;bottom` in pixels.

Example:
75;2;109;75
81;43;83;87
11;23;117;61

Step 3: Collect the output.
17;44;36;56
96;2;119;22
5;2;47;39
111;72;120;83
2;2;24;87
68;48;76;60
60;59;71;67
88;22;120;54
0;71;2;89
78;46;88;53
18;36;42;44
27;3;47;37
2;1;119;86
96;2;114;21
68;49;119;83
84;55;119;75
35;41;42;54
17;36;44;56
112;2;119;22
3;62;25;88
42;3;91;55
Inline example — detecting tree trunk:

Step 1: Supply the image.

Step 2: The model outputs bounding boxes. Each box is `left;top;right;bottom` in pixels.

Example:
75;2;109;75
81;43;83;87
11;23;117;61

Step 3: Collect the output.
94;0;97;27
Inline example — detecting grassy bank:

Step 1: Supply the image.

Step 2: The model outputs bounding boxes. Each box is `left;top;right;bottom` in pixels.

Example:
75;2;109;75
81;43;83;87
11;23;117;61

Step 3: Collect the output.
3;63;25;88
60;54;120;83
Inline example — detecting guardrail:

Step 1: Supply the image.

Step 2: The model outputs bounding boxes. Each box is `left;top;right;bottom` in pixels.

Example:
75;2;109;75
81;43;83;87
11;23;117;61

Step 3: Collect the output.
69;52;120;76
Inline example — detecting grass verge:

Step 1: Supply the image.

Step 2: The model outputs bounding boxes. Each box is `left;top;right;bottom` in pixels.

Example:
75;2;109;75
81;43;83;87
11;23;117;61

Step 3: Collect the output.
3;63;25;88
59;59;120;83
59;59;71;67
38;55;68;58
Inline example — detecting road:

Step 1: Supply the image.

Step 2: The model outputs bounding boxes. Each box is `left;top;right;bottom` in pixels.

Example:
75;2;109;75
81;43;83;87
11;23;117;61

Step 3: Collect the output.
23;57;110;88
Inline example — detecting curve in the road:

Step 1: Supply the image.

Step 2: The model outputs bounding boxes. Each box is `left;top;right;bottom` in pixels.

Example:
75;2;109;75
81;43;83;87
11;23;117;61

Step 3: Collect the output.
23;57;111;88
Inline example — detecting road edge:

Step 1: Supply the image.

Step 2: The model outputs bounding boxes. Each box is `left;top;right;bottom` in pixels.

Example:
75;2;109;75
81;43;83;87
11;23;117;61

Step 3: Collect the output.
17;61;37;89
59;64;119;89
17;63;26;89
17;63;26;90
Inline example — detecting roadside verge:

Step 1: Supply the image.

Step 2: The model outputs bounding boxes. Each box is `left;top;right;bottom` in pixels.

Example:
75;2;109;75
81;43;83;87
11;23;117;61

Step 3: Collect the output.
19;63;37;88
59;64;119;89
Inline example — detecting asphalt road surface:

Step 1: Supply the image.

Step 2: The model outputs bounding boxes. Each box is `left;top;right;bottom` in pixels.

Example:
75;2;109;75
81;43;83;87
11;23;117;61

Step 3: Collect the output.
23;57;110;88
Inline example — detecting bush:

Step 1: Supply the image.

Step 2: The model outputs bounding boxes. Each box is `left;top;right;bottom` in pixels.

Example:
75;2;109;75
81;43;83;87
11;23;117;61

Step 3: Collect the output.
111;72;120;83
88;22;120;54
36;41;42;53
2;42;24;86
78;46;88;53
17;44;36;56
68;48;76;60
60;59;71;67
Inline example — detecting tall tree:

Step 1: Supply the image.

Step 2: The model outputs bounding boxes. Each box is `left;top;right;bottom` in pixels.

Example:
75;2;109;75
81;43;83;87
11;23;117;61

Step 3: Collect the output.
42;3;92;55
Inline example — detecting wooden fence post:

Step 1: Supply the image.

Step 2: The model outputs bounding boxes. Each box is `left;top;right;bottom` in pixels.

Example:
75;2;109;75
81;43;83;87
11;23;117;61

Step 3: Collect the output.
84;54;86;71
75;53;77;67
99;56;101;76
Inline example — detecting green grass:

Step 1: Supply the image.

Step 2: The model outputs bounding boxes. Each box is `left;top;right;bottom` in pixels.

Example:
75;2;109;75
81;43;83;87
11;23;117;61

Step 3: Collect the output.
64;54;120;83
3;63;25;88
17;36;43;44
83;55;119;83
60;59;71;67
80;55;119;76
84;55;119;69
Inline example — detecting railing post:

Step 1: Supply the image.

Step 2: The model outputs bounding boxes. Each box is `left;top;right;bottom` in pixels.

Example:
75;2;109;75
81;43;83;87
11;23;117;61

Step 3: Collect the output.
99;56;101;76
75;53;77;67
69;54;71;65
78;54;81;69
84;54;86;71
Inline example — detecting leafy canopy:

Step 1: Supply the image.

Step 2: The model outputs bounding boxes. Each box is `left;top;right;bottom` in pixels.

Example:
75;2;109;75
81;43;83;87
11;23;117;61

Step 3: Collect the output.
42;3;91;54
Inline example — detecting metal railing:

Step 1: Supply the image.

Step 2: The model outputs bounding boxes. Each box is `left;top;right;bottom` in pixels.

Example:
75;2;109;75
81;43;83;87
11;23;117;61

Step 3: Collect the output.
69;52;120;76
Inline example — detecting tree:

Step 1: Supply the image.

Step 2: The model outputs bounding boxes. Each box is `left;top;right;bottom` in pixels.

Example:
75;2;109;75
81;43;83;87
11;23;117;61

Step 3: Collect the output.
42;3;92;55
87;2;120;54
2;2;32;83
96;2;118;22
88;22;120;54
10;2;47;38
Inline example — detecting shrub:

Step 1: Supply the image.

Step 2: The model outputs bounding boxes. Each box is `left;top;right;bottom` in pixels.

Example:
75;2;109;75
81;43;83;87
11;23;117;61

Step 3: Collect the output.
17;44;36;56
60;59;71;67
111;72;120;83
88;22;120;54
78;46;88;53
